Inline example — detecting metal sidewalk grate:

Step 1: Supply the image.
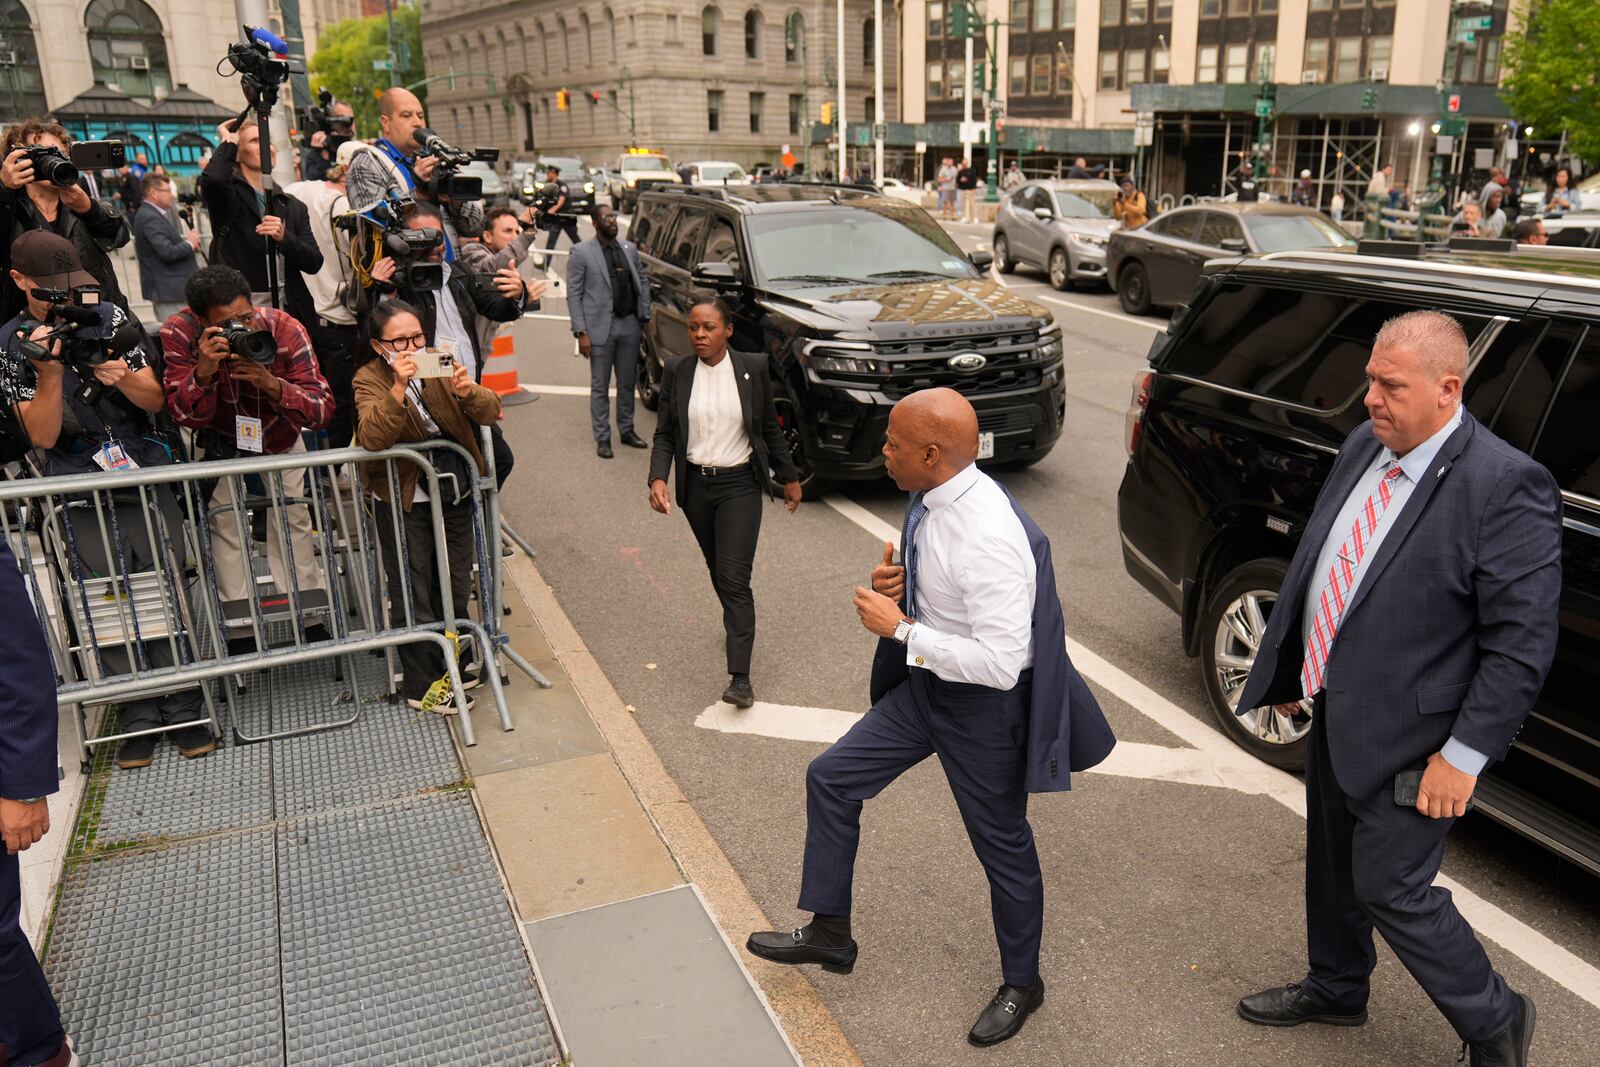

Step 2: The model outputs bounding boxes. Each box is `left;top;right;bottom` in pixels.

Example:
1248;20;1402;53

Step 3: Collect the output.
278;794;562;1066
273;701;461;820
95;734;273;844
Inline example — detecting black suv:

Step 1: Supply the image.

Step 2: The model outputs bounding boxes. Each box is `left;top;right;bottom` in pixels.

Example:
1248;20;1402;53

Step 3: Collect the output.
1117;241;1600;875
629;185;1065;495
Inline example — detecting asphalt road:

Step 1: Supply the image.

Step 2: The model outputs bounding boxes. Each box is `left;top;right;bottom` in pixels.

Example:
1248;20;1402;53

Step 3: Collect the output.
496;214;1600;1065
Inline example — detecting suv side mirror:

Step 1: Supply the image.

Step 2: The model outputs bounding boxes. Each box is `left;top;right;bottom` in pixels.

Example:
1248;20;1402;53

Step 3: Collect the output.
1219;237;1249;253
968;250;994;271
692;261;741;289
1033;206;1054;220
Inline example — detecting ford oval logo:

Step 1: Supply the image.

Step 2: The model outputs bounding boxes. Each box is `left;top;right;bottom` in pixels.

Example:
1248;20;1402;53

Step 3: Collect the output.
948;352;987;372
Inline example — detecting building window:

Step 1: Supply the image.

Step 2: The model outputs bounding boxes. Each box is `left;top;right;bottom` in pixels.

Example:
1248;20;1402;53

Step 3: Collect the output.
703;6;719;56
1128;0;1147;23
789;93;802;133
1200;0;1219;16
1153;46;1169;83
750;91;764;132
84;0;173;102
745;9;761;58
1011;0;1028;26
1010;55;1028;95
1481;36;1502;82
1227;0;1249;15
708;89;723;130
1197;44;1219;81
786;12;804;59
1155;0;1172;17
666;13;679;42
1060;0;1075;26
1032;52;1052;94
1034;0;1053;31
1258;0;1277;10
1099;50;1119;90
1368;35;1391;77
1304;37;1327;77
1334;37;1360;82
1253;42;1274;81
950;60;965;98
628;15;637;44
928;0;944;37
1224;43;1247;82
0;0;47;116
928;60;945;97
1101;0;1120;26
1056;51;1074;99
863;16;873;67
1309;0;1330;8
1125;49;1146;84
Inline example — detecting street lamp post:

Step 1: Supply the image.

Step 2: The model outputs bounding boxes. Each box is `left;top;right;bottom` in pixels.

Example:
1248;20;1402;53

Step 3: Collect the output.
982;15;1005;203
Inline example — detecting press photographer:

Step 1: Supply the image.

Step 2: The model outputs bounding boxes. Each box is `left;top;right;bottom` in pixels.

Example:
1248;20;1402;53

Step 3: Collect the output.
345;88;486;259
161;265;333;651
459;207;549;357
301;89;356;183
1;119;131;323
1;231;213;769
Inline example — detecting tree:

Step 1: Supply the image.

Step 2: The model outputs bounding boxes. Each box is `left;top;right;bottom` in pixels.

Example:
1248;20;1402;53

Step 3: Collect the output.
1500;0;1600;164
308;4;425;136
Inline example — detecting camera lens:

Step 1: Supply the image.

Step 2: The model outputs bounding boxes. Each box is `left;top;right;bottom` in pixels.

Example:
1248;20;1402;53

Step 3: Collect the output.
39;154;79;188
222;321;277;364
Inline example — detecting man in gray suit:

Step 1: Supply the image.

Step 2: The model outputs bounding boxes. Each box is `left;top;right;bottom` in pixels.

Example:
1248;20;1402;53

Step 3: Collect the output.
131;172;199;323
569;205;651;459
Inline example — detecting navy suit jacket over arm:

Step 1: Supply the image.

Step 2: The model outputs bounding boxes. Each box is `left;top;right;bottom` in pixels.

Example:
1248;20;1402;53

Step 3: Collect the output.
870;487;1117;792
0;540;59;800
1234;414;1563;798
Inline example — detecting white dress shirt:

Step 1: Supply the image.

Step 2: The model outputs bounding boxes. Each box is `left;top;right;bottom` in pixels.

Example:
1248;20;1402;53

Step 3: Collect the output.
1302;407;1486;774
434;261;478;379
685;354;752;467
904;464;1036;690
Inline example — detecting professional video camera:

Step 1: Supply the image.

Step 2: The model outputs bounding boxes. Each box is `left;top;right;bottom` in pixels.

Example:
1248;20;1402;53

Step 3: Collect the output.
223;26;300;95
302;87;354;154
6;141;127;188
411;127;498;203
337;192;444;292
13;285;143;405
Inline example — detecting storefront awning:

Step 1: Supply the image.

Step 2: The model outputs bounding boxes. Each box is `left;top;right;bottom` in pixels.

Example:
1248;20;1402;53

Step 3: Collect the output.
813;121;1135;154
1130;82;1510;120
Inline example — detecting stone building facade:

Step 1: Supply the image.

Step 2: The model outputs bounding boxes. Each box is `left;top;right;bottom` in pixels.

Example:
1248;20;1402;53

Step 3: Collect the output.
421;0;899;172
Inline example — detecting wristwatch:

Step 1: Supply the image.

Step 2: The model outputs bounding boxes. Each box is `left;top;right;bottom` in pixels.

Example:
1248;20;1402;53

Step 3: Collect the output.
573;330;587;339
892;619;913;645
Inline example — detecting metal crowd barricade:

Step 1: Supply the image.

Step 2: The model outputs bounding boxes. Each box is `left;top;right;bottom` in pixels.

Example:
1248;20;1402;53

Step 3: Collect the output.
0;441;540;766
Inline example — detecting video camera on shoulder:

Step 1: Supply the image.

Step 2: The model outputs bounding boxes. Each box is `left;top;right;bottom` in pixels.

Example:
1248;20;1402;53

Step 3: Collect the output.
15;284;143;405
411;127;497;203
302;87;354;154
8;140;126;188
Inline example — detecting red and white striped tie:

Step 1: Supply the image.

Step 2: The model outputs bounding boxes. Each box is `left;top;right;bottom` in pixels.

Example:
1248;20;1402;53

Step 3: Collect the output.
1302;462;1405;697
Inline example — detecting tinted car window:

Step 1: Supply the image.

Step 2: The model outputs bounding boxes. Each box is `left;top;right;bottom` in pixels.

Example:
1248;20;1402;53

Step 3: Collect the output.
1152;211;1203;241
1049;190;1115;218
1164;283;1488;415
1533;327;1600;497
632;199;667;253
1244;213;1357;252
1472;319;1578;453
1198;212;1245;248
1010;186;1034;208
747;202;977;287
704;217;741;271
663;209;709;269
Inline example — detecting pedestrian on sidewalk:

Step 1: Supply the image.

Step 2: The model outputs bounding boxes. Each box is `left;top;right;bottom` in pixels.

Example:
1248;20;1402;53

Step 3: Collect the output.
646;294;801;710
746;387;1115;1049
133;172;201;324
956;158;979;222
570;205;652;459
1000;162;1024;193
936;158;957;220
0;536;78;1067
354;299;501;713
1113;177;1149;229
1232;311;1559;1067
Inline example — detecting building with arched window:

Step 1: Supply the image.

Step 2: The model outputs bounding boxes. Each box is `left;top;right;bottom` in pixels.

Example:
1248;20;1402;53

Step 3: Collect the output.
421;0;897;173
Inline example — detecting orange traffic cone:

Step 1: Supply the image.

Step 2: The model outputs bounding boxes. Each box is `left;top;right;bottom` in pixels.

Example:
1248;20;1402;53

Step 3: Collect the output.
482;332;534;406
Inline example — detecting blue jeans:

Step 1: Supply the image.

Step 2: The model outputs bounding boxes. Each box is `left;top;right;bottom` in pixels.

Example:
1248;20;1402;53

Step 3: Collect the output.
589;314;641;442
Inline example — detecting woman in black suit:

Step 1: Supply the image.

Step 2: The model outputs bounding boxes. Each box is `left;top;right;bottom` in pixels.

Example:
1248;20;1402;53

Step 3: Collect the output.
648;293;802;708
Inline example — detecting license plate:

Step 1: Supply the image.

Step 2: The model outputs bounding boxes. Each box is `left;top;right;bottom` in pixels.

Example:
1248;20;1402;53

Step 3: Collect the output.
977;431;995;460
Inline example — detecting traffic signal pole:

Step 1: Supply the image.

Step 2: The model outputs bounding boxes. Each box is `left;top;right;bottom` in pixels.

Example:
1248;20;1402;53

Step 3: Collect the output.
984;16;1003;202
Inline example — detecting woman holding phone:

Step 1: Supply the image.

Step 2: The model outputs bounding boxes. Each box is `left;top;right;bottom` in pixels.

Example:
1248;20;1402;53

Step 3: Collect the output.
354;299;500;711
648;293;802;709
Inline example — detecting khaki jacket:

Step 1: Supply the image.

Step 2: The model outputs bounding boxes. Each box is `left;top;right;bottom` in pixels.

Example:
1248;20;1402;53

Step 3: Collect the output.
1113;191;1149;230
353;357;502;509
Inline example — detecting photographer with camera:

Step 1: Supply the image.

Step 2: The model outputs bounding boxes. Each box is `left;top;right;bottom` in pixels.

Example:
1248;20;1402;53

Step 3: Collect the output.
459;206;548;358
161;265;333;651
301;93;355;183
1;119;131;324
368;204;526;485
133;172;201;324
529;163;579;271
1;231;214;770
200;115;322;318
345;88;484;260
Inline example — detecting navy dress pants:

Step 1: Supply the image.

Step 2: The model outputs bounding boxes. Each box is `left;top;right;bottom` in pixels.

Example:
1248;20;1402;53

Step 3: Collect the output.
799;666;1043;987
1300;708;1514;1041
1;850;64;1066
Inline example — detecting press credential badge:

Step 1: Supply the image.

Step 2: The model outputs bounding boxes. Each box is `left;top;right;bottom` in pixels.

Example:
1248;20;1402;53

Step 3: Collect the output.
236;414;264;454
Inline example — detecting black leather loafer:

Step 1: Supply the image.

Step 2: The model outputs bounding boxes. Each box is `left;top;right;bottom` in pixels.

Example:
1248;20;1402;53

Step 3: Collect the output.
746;928;858;974
1237;983;1368;1027
1465;990;1534;1067
596;440;614;459
968;979;1044;1047
722;677;755;708
620;430;648;449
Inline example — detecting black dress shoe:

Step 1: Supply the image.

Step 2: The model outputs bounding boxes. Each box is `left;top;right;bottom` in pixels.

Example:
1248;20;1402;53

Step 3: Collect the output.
722;676;755;708
1465;991;1535;1067
746;927;858;974
968;980;1045;1047
596;440;614;459
619;430;648;449
115;734;156;769
1237;983;1368;1028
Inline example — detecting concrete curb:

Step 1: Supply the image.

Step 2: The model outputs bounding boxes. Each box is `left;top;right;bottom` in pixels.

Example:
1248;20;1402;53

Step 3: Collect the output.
503;553;864;1067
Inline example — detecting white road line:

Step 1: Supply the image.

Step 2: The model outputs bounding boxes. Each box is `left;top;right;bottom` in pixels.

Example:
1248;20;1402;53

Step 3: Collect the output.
521;384;616;397
819;490;1600;1010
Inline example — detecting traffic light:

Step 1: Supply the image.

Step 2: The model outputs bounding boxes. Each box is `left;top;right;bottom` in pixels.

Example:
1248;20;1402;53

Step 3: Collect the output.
590;91;601;106
949;0;970;38
820;101;833;125
557;89;569;111
1360;87;1377;110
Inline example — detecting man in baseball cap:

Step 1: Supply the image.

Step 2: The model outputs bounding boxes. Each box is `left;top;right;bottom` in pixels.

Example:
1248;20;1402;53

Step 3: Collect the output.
8;230;98;295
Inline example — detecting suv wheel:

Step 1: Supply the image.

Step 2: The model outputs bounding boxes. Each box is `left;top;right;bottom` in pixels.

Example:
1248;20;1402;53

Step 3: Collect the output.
1048;247;1071;291
773;388;833;501
993;233;1017;274
1117;261;1153;315
636;338;663;411
1199;558;1312;770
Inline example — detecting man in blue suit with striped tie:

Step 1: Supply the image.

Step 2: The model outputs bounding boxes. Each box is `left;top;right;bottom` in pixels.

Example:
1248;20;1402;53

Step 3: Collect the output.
746;388;1116;1048
1;540;73;1066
